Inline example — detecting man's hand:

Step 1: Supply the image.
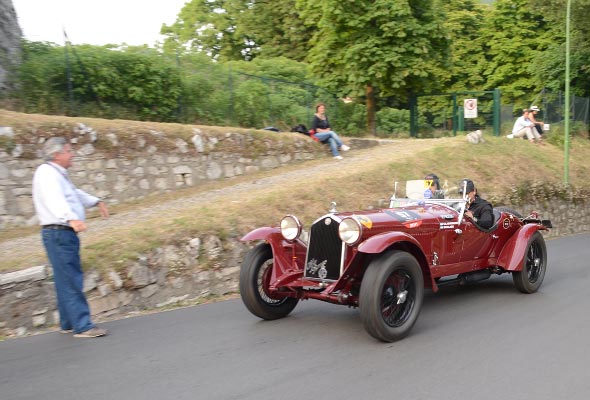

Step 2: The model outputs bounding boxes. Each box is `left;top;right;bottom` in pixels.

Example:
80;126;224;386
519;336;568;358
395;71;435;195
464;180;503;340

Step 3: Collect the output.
69;220;87;232
465;210;474;219
97;201;109;219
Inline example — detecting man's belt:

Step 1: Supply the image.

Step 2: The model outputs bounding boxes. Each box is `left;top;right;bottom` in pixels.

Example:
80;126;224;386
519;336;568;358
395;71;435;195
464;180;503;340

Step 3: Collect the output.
42;224;74;231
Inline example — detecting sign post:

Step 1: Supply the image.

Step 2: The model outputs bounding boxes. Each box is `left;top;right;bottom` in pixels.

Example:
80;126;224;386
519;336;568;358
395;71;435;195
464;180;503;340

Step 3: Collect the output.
464;98;478;119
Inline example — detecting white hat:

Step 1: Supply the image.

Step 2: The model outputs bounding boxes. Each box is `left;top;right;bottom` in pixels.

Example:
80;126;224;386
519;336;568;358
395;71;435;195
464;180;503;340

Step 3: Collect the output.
530;105;540;111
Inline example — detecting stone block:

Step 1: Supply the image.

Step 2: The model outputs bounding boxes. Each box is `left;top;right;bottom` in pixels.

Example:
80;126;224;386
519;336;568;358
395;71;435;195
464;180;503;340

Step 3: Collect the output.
128;264;150;288
83;270;99;292
139;284;158;298
32;314;46;327
89;294;120;315
0;265;47;285
108;270;123;289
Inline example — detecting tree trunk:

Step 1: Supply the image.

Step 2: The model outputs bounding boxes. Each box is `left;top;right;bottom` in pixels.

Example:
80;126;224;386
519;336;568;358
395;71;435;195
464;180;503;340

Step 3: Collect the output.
366;85;376;135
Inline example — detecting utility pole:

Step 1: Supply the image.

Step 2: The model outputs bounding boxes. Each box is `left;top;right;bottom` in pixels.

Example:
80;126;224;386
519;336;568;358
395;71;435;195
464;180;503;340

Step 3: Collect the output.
564;0;571;185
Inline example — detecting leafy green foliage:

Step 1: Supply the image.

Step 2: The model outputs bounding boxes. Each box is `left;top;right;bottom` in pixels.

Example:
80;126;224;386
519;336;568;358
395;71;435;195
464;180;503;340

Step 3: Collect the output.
438;0;487;91
296;0;450;132
17;41;182;121
161;0;313;61
473;0;550;106
376;107;411;137
531;0;590;97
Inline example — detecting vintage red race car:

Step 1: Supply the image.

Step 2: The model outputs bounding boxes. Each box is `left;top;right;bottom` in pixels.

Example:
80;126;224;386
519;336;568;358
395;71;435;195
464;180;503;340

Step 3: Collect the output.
239;179;552;342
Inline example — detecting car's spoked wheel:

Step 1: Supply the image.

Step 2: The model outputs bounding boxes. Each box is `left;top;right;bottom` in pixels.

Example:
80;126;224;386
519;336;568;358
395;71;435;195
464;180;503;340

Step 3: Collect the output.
256;259;281;304
239;243;298;320
381;270;415;328
513;231;547;293
360;250;424;342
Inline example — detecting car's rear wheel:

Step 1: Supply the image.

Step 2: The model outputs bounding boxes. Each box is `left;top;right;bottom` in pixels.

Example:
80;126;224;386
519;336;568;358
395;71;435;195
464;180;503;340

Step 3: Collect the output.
239;243;298;320
359;250;424;342
512;232;547;293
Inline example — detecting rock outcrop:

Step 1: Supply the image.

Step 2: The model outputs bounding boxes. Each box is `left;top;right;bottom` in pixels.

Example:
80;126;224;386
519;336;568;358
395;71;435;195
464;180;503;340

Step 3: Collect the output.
0;0;22;93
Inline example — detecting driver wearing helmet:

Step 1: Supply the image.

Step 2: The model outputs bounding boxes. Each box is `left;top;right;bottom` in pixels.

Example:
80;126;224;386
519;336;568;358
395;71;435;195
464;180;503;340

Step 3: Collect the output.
460;179;494;229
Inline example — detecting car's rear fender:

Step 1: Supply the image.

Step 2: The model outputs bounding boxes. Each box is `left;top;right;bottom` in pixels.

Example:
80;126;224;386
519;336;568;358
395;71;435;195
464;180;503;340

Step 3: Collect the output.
497;224;547;271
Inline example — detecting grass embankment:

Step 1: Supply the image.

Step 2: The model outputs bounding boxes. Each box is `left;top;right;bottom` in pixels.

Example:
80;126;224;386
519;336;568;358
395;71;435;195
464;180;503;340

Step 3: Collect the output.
1;111;589;274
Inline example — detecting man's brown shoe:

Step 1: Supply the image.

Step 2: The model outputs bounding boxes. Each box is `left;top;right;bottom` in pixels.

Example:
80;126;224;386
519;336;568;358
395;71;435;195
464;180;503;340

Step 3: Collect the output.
73;327;107;338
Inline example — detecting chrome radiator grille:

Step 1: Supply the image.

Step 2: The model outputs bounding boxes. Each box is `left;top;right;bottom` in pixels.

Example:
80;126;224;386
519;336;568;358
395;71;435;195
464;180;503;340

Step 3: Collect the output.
305;216;344;281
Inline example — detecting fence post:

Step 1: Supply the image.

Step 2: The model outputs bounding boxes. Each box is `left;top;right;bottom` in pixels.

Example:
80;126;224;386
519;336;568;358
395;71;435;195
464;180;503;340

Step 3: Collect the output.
409;95;417;137
452;93;458;136
228;66;233;125
493;88;501;136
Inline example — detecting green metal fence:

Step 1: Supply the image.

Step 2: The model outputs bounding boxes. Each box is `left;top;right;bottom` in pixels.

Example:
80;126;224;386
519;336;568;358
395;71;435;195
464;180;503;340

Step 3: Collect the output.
409;89;501;138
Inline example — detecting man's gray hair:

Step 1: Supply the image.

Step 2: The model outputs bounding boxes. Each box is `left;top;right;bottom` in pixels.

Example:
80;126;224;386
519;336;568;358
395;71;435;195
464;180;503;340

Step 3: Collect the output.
43;137;68;161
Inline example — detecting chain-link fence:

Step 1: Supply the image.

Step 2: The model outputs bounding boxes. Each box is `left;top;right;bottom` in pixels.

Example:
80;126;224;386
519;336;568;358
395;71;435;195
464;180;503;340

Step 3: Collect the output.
502;90;589;139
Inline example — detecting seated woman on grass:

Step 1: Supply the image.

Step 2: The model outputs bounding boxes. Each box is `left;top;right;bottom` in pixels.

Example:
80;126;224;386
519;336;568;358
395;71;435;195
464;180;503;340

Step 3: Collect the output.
311;103;350;160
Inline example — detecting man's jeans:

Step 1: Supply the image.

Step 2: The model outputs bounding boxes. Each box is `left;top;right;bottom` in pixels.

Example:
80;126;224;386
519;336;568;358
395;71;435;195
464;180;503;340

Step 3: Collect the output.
314;131;344;156
42;228;95;333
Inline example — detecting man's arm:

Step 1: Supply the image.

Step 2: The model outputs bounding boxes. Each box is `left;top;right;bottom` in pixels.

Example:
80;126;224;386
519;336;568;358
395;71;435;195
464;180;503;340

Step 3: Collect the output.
477;206;494;229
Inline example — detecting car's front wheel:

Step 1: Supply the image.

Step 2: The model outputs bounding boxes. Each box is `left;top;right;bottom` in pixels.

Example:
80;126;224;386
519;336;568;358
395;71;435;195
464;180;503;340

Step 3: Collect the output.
239;243;298;320
512;231;547;293
359;250;424;342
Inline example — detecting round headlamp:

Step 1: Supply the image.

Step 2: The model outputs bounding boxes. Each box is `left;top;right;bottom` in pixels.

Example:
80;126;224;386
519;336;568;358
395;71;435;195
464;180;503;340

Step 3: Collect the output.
280;215;302;241
339;217;362;245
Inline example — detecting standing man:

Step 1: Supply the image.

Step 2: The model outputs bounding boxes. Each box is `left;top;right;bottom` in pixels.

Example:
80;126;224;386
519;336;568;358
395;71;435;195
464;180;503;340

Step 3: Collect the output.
460;179;494;229
32;137;109;338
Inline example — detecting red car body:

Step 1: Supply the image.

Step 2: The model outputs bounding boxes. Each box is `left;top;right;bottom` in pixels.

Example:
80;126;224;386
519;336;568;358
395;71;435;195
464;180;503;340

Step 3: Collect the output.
239;183;551;342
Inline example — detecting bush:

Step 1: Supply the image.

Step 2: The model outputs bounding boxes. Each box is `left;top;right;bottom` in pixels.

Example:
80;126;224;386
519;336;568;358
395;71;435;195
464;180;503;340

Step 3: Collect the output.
376;108;410;137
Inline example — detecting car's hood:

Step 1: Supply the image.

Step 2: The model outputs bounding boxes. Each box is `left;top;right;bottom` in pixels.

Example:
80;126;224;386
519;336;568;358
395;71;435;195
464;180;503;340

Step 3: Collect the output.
330;203;459;234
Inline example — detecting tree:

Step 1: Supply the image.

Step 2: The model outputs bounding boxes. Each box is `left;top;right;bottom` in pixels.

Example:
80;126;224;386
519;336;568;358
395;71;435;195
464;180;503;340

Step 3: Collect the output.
161;0;313;62
296;0;449;134
531;0;590;97
161;0;250;61
235;0;314;60
439;0;487;92
474;0;550;106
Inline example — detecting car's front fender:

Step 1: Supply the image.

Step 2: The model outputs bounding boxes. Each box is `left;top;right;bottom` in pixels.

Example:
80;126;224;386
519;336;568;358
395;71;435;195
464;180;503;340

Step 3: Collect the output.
497;224;547;271
240;227;307;284
240;227;281;242
357;231;425;254
241;227;287;258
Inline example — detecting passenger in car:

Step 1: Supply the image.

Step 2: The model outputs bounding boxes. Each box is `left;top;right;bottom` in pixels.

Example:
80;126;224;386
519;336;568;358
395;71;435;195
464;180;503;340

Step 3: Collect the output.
423;173;444;199
460;179;494;229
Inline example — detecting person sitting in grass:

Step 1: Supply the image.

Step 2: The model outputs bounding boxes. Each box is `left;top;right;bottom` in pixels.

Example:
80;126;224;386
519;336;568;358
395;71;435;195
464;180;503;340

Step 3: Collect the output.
311;103;350;160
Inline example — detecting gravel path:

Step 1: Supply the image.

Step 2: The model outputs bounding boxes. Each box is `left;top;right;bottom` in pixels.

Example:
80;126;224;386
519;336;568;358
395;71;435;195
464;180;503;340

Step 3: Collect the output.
0;137;460;270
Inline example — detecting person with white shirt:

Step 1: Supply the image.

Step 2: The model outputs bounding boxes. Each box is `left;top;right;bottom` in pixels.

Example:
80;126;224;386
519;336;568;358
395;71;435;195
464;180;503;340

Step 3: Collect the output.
32;137;109;338
507;109;543;144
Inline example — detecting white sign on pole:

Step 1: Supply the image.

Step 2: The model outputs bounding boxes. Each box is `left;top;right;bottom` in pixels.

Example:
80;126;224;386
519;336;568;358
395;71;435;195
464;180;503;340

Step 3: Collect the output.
464;98;478;118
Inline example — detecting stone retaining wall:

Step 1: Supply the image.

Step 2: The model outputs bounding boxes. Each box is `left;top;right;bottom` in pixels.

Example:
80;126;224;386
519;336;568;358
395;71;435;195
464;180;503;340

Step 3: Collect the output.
1;199;588;338
0;123;342;228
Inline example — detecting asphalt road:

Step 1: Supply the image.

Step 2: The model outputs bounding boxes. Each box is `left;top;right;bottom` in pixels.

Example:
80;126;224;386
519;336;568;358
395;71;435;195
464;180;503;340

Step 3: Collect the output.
2;234;590;400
